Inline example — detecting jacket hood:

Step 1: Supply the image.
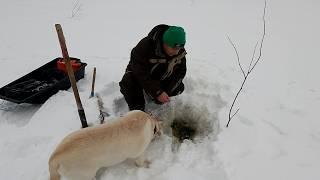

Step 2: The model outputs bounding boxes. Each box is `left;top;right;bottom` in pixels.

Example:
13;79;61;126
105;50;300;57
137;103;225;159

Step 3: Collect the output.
147;24;170;58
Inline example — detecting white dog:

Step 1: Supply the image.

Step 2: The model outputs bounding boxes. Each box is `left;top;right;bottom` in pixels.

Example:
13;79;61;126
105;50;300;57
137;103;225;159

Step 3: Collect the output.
49;110;161;180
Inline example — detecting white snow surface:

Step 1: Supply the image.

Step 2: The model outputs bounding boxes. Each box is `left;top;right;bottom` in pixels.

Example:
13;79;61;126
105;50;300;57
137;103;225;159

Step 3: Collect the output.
1;0;320;180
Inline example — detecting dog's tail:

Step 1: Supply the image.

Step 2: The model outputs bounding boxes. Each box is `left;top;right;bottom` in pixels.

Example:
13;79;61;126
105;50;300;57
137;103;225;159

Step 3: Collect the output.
49;159;60;180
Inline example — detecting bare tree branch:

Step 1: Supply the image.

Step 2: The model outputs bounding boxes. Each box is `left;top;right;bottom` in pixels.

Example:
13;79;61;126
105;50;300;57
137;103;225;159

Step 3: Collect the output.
227;36;246;78
227;75;247;127
248;41;259;73
227;0;267;127
249;0;267;73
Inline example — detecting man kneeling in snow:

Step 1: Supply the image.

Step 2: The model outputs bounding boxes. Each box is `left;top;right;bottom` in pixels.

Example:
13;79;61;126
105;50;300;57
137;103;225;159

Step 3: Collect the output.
119;24;187;111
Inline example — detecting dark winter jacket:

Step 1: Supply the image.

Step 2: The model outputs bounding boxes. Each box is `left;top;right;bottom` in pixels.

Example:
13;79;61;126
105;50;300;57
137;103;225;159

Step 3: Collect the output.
125;24;187;98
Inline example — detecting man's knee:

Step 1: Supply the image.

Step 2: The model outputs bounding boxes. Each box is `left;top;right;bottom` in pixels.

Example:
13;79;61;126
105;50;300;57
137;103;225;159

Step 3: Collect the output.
128;104;145;111
119;73;145;111
120;87;145;111
119;72;131;94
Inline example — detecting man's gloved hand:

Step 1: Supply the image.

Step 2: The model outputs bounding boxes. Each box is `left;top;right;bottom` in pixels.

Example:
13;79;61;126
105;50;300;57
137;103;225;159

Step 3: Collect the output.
157;91;170;103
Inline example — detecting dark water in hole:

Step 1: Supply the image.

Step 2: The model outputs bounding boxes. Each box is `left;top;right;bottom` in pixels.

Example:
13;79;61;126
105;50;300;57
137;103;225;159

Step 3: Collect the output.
152;98;220;143
171;118;197;142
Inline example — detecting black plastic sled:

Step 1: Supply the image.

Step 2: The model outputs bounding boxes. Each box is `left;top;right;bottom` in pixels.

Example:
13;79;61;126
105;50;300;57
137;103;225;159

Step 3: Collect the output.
0;57;87;104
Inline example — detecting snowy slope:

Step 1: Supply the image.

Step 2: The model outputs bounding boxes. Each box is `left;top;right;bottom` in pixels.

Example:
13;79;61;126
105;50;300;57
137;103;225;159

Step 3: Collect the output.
0;0;320;180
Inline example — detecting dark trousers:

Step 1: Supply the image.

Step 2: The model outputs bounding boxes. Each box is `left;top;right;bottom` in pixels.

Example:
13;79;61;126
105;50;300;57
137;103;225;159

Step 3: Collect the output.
119;72;184;111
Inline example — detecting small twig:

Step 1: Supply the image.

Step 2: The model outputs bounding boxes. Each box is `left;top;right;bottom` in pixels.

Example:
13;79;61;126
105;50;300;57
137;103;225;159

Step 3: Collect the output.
227;0;267;127
230;108;240;120
227;36;246;78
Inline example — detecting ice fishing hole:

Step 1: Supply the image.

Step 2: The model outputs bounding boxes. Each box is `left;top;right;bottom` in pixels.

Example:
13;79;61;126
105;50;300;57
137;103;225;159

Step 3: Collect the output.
155;101;217;143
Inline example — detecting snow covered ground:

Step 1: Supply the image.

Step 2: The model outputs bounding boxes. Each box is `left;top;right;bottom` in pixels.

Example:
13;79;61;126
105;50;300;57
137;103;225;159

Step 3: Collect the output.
0;0;320;180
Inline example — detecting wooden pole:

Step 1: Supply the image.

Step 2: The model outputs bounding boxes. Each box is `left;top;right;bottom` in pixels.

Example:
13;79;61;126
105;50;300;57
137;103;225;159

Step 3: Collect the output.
55;24;88;128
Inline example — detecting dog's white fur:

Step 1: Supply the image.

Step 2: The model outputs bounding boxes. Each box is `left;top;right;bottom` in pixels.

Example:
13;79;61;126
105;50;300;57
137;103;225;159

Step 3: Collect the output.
49;110;160;180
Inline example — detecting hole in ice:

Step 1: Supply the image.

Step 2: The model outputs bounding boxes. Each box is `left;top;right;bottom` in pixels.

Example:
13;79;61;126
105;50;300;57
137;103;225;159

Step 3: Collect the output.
155;99;216;143
171;118;197;142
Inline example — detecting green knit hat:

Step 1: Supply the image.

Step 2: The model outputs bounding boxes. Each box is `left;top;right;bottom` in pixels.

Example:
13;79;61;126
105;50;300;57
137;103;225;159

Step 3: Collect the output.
162;26;186;48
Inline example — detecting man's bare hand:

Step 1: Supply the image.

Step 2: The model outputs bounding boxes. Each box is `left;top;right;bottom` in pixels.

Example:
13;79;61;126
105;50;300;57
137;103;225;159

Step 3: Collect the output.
157;92;170;103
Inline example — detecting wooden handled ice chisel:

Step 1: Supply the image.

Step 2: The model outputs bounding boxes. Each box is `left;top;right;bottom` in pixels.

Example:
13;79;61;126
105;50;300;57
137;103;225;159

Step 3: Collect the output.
88;67;109;124
90;67;96;98
55;24;88;128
